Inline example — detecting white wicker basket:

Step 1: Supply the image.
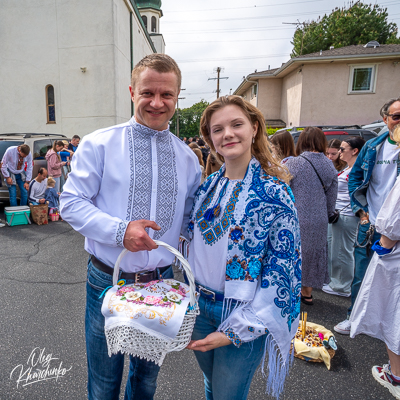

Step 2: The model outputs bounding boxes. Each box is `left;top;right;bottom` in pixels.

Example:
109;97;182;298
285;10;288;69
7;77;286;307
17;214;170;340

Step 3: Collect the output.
103;240;199;366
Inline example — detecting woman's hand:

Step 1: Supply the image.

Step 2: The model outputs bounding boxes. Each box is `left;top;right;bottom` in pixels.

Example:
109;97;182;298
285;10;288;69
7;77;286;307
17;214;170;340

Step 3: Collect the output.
186;332;232;352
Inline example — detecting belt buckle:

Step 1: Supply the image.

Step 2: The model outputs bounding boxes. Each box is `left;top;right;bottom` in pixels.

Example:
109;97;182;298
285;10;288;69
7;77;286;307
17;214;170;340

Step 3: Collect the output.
135;270;153;284
198;285;216;301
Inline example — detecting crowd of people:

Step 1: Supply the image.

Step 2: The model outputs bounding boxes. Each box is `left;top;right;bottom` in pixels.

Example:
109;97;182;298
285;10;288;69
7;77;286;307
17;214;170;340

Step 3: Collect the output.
2;51;400;400
0;135;80;219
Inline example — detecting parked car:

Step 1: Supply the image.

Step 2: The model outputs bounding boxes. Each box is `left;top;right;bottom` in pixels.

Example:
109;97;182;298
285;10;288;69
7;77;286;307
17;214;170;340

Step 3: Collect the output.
272;126;377;144
362;120;388;136
0;133;67;201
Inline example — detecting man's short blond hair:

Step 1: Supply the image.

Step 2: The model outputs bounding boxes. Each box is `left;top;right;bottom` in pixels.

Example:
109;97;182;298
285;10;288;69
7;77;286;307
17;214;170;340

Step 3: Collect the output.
19;144;30;156
131;54;181;90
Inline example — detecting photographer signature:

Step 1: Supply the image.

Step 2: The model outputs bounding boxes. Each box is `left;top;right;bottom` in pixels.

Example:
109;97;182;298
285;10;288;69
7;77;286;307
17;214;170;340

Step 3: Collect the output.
10;347;72;388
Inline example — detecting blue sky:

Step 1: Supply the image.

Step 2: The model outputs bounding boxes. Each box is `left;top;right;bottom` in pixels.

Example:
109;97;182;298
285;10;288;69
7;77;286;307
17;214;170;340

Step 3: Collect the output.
160;0;400;108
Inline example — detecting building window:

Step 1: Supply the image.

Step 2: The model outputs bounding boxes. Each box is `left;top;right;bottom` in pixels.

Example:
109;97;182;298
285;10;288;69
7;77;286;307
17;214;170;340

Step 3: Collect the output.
46;85;56;123
348;64;377;94
142;15;147;30
151;16;157;32
251;84;257;99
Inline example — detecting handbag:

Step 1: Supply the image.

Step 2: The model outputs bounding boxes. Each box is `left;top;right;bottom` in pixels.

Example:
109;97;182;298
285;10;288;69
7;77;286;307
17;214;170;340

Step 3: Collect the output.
101;240;199;366
300;155;342;224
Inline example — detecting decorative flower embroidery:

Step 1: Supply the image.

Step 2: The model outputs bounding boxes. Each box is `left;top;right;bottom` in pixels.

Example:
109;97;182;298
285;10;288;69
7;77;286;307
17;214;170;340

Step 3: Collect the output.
116;286;135;296
226;256;246;280
143;296;162;305
125;291;142;301
166;292;183;302
247;258;262;279
144;280;159;288
230;226;244;243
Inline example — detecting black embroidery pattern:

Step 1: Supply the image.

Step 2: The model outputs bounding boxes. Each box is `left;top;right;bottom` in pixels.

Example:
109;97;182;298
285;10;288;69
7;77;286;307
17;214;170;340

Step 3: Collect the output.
154;135;178;239
116;220;128;246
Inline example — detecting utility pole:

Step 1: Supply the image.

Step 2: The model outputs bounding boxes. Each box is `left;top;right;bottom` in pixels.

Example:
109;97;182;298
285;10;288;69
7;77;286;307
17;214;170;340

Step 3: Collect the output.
208;67;228;98
176;89;186;138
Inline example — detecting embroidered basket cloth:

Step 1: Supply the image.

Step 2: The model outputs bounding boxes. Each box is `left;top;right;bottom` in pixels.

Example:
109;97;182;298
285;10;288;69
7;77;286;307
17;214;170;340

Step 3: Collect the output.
102;240;199;366
293;322;336;370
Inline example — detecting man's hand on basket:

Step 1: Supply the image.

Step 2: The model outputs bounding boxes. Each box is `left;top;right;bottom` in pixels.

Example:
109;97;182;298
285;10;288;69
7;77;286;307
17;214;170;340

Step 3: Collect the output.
123;220;160;252
186;332;231;352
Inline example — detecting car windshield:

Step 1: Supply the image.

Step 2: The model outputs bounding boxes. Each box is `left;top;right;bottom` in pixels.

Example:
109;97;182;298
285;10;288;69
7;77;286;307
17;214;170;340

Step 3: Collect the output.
0;140;23;159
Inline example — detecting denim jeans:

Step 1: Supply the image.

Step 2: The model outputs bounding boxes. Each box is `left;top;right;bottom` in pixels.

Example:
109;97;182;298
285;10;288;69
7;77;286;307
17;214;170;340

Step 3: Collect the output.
85;258;173;400
7;173;27;206
191;289;267;400
347;222;381;316
53;176;61;193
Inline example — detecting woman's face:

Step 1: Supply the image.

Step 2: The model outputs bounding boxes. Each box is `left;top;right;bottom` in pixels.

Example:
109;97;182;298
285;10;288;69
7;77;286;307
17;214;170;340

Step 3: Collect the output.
339;141;356;163
209;104;257;164
56;145;64;152
326;147;339;161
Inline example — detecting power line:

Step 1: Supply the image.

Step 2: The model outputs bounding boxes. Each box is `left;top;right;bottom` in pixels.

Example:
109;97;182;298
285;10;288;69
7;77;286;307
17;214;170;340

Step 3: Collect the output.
165;0;324;13
164;26;294;34
169;37;292;44
177;54;290;63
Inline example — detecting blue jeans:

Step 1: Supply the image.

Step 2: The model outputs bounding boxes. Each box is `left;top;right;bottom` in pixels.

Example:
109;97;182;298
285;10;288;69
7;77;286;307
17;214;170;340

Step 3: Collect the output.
191;290;267;400
347;222;381;316
85;258;173;400
7;173;28;206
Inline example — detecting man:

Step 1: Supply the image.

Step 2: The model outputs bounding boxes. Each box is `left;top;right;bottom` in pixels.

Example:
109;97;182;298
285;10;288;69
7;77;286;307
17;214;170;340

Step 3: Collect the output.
1;144;33;206
68;135;80;152
334;97;400;335
28;168;48;204
60;54;201;400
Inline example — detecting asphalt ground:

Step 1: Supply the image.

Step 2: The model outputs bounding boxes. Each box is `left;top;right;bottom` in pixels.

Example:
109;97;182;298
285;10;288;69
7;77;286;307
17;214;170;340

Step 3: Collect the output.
0;202;393;400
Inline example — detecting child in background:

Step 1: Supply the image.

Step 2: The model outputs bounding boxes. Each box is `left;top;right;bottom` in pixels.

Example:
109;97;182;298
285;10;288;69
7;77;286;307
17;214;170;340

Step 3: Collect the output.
44;177;59;211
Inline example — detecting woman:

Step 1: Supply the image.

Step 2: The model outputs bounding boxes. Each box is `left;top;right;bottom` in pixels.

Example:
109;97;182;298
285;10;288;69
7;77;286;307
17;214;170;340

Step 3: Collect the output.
192;147;206;183
323;137;365;297
327;139;347;171
59;140;73;192
285;127;337;305
270;130;296;164
45;140;66;193
350;125;400;400
186;96;301;400
205;152;222;176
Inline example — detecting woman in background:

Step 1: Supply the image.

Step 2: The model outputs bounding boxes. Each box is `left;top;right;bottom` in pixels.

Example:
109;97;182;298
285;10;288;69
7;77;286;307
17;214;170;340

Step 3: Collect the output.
285;127;338;305
327;139;347;172
270;130;296;164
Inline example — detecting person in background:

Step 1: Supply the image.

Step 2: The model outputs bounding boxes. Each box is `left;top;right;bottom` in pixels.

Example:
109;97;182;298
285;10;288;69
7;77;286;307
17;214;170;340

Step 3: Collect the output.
186;95;300;400
68;135;80;152
28;167;48;205
59;141;73;191
323;137;365;297
191;147;206;184
189;142;200;150
205;152;222;176
285;127;338;305
44;177;59;211
327;139;347;172
334;97;400;335
270;130;296;164
350;125;400;400
45;141;67;193
1;144;33;206
197;138;209;167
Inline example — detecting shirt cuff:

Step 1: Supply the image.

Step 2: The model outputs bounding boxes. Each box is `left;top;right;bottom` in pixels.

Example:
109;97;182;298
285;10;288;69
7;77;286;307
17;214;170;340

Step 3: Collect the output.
115;220;129;247
224;328;242;348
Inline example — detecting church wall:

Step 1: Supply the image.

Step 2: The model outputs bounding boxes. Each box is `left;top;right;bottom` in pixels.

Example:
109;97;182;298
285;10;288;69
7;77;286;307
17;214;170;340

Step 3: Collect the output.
0;0;156;137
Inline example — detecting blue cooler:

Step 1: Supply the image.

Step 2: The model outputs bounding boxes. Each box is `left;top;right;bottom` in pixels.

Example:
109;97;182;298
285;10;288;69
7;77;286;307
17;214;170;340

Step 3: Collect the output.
5;206;31;226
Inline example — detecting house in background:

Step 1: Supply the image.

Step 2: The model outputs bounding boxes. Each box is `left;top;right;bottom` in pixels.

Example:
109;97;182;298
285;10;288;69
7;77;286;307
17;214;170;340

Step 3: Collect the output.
234;42;400;129
0;0;165;137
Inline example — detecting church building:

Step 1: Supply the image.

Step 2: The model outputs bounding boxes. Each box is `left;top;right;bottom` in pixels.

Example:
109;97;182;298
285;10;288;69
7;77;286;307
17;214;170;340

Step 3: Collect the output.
0;0;165;137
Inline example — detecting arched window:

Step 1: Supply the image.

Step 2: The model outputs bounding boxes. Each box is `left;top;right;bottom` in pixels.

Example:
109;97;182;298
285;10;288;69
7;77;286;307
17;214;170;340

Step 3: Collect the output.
151;16;157;32
142;15;147;30
46;85;56;123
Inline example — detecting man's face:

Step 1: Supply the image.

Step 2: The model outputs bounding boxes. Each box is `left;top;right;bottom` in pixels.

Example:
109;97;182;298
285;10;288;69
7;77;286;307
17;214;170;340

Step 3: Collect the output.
129;68;179;131
383;101;400;136
17;147;28;158
71;138;80;146
42;169;48;178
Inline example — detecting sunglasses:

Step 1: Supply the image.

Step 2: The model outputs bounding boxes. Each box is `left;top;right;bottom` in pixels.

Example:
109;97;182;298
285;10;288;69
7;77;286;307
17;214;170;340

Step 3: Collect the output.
339;147;349;152
387;113;400;121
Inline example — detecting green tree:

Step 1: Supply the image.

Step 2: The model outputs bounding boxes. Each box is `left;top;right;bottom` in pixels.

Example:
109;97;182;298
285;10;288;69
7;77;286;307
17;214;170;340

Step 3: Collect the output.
170;99;209;138
291;2;400;57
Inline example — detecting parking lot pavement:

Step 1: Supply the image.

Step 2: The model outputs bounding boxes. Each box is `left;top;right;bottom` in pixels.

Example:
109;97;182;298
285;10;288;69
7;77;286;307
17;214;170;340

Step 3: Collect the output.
0;204;392;399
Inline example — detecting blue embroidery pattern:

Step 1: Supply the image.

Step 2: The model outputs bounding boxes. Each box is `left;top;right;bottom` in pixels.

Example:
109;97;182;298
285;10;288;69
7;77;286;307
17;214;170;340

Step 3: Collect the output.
116;220;128;246
226;256;246;279
224;328;242;347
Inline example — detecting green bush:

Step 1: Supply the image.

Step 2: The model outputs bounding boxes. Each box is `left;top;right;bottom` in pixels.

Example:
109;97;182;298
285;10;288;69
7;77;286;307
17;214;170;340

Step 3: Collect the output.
266;128;280;136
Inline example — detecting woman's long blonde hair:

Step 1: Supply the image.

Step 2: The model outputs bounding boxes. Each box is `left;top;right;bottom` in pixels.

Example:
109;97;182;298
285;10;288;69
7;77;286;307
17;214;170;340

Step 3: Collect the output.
394;125;400;146
199;95;290;183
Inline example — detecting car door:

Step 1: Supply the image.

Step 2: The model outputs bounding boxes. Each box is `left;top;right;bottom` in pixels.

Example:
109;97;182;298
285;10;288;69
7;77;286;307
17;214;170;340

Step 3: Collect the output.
32;139;52;177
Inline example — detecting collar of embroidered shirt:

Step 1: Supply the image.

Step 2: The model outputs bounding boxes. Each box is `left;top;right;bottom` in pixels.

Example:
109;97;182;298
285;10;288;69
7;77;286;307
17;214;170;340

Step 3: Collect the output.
129;116;170;137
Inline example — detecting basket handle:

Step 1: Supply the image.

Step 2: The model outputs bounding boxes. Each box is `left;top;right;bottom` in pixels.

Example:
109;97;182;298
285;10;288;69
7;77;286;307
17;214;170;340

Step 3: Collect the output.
112;240;197;307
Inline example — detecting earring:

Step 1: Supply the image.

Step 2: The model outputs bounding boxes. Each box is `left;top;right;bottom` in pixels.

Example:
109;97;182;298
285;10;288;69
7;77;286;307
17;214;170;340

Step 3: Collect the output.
252;136;255;144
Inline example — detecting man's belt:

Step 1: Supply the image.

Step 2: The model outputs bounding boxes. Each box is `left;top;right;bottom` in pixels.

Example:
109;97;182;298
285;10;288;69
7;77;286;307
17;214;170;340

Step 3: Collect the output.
90;255;170;284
